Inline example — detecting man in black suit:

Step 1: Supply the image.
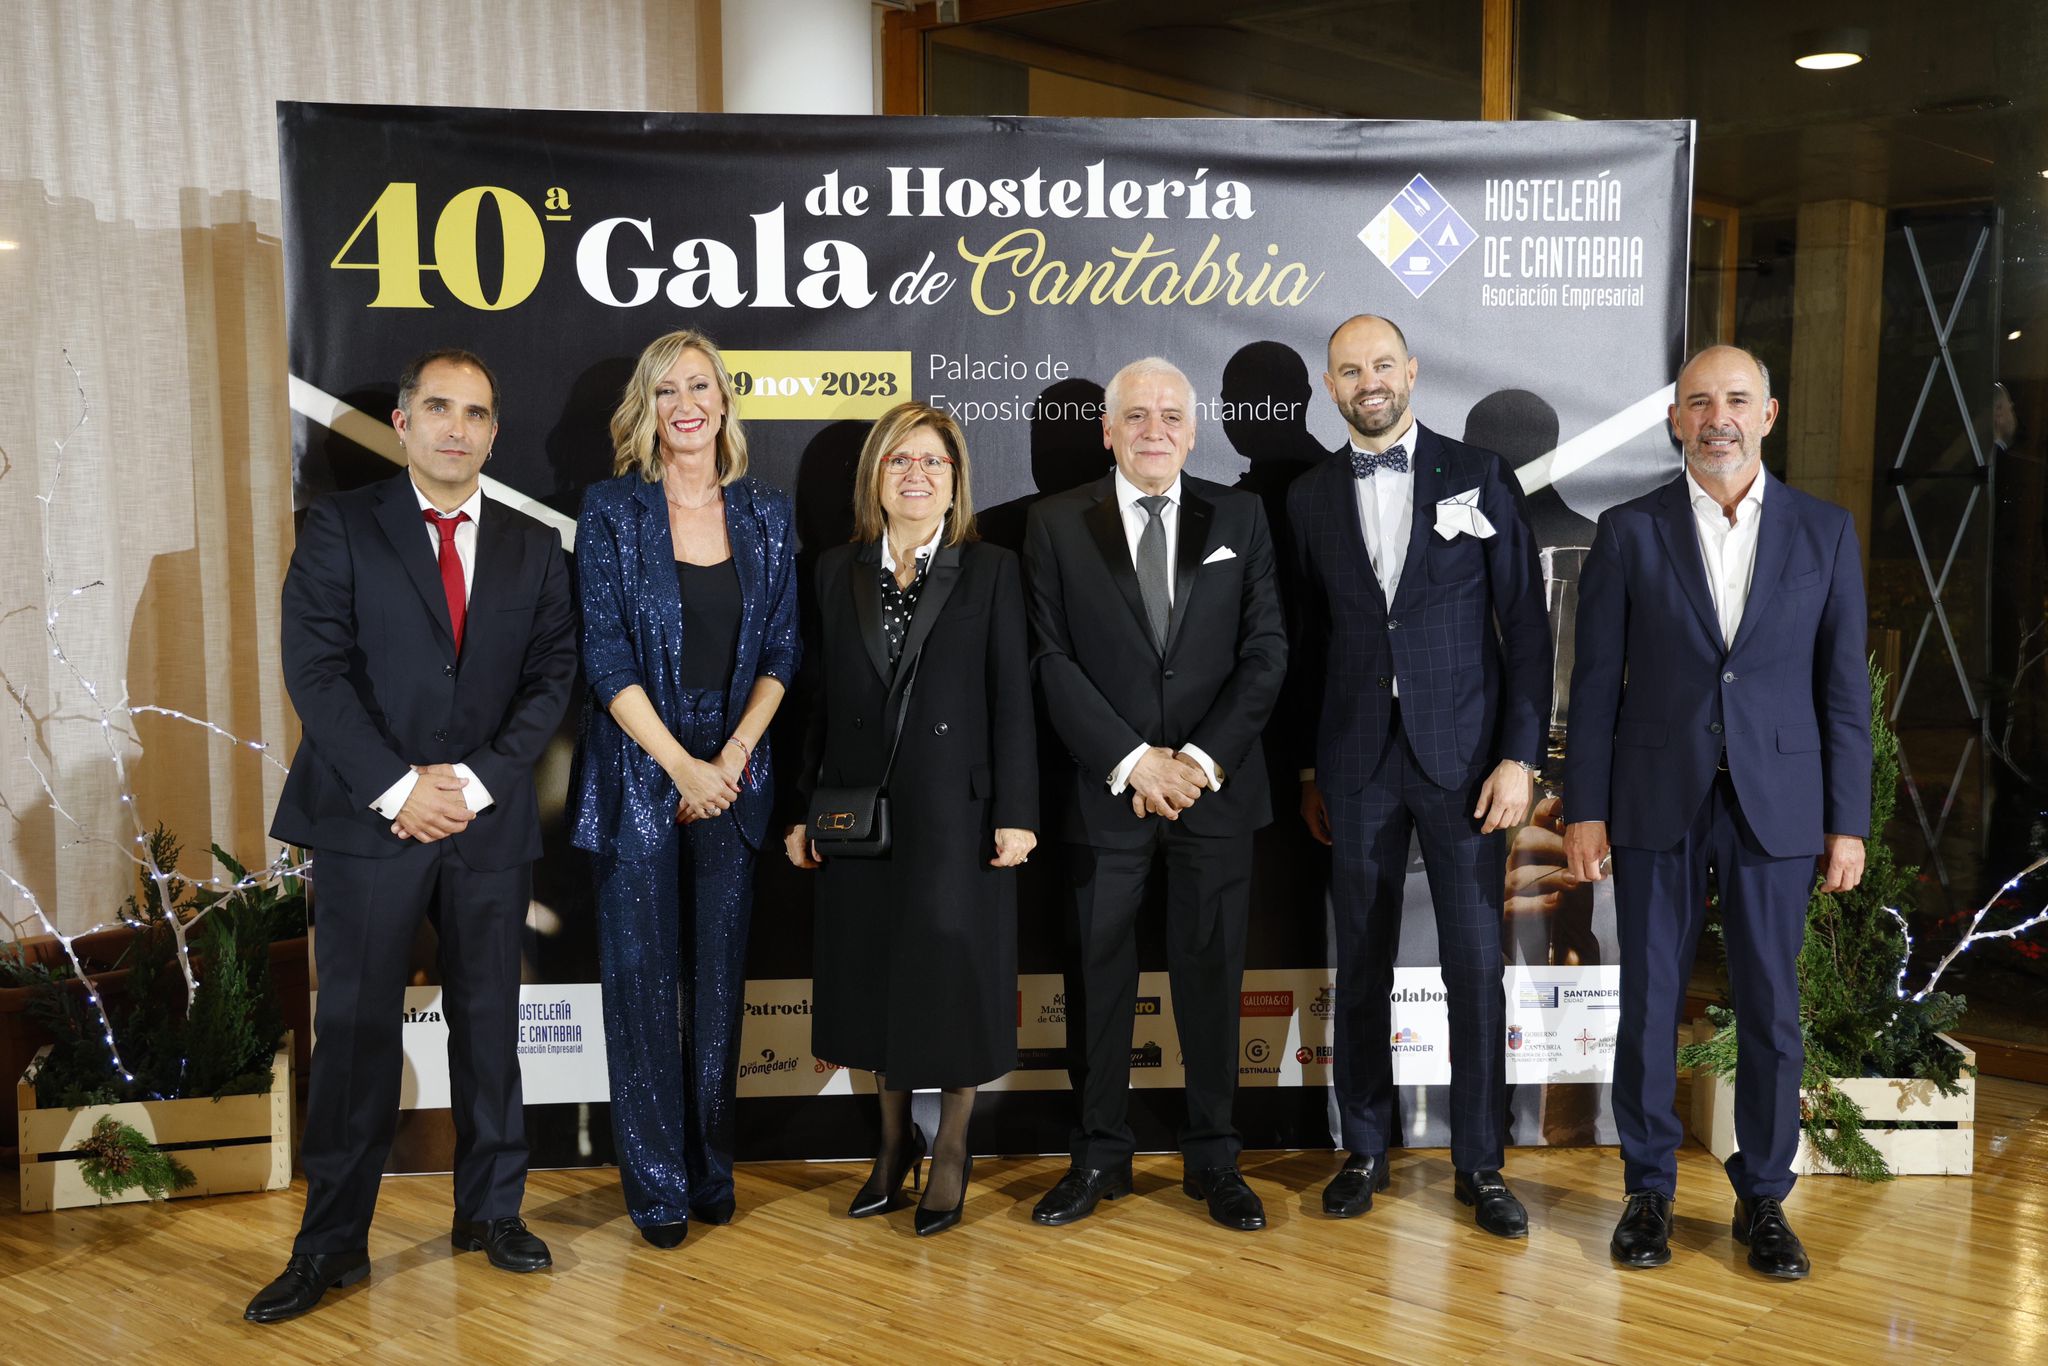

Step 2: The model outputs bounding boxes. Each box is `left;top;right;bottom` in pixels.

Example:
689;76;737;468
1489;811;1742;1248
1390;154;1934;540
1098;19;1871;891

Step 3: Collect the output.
1024;357;1287;1232
1289;315;1550;1237
246;350;577;1323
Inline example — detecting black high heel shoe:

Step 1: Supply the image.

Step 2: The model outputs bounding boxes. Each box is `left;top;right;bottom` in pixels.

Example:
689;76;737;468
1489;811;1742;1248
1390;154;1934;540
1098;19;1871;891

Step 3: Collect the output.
639;1221;687;1249
914;1154;973;1237
848;1125;926;1218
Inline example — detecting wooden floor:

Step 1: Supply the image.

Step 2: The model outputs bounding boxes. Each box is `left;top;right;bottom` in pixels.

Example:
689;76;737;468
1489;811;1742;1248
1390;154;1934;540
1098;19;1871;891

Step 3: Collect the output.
3;1078;2044;1364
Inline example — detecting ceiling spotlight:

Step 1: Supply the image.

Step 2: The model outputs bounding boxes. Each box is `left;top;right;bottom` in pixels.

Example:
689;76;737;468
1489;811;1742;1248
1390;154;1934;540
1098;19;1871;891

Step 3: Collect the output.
1794;28;1868;70
2009;330;2024;341
0;240;19;251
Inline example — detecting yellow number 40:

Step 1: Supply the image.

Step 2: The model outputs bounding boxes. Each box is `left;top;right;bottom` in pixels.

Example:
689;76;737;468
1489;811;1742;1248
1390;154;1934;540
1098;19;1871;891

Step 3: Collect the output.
330;183;546;310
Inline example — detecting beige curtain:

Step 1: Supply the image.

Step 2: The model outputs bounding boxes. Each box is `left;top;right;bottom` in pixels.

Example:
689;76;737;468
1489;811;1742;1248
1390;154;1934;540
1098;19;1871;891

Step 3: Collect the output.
0;0;706;935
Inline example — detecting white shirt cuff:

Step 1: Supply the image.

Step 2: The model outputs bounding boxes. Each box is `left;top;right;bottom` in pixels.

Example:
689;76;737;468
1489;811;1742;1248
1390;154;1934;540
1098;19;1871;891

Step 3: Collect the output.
1178;743;1223;791
370;770;418;820
453;763;493;812
1107;744;1149;795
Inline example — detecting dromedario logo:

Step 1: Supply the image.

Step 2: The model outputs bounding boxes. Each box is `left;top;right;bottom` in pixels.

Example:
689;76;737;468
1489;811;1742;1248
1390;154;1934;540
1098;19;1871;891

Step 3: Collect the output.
1359;174;1477;298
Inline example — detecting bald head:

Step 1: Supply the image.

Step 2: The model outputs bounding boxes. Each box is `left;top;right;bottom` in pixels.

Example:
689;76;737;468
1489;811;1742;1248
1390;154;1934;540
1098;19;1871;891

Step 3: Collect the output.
1324;315;1418;447
1678;344;1771;405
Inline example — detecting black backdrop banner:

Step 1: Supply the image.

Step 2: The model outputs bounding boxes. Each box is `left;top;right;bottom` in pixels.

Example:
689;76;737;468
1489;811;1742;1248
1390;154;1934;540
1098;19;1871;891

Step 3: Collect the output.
279;103;1691;1167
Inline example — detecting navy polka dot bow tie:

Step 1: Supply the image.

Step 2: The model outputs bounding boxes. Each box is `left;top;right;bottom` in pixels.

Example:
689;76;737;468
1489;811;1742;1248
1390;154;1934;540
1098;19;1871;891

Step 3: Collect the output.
1350;444;1408;477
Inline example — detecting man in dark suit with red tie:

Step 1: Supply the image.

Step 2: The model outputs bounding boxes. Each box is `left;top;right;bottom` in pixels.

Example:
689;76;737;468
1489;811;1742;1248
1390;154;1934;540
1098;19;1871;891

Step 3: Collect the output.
1024;357;1288;1232
246;350;577;1323
1565;345;1869;1279
1288;315;1551;1238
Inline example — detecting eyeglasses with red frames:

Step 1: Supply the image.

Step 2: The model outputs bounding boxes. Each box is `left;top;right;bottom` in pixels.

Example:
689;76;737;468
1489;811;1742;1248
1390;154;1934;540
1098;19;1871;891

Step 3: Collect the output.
883;454;957;475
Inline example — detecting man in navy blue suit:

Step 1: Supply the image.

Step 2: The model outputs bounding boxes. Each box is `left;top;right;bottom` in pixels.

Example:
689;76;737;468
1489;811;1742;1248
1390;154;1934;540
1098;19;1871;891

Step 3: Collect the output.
247;350;578;1323
1563;344;1870;1280
1288;315;1551;1237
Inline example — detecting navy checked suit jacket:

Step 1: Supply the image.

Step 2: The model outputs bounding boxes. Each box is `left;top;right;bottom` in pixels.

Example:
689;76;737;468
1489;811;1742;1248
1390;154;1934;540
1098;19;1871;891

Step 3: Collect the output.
1286;423;1551;794
1561;471;1871;858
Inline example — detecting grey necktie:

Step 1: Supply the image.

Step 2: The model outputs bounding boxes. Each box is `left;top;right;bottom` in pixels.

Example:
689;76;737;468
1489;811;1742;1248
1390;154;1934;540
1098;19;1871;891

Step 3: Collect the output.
1136;494;1171;651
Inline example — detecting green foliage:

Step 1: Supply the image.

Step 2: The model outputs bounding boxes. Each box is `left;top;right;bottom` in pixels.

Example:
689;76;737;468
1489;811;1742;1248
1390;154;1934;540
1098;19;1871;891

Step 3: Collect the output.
21;833;295;1108
1685;664;1974;1181
71;1116;195;1202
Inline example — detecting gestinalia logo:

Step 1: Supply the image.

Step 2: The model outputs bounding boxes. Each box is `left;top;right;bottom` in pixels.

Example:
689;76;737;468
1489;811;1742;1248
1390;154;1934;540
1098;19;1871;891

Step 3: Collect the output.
1359;174;1476;299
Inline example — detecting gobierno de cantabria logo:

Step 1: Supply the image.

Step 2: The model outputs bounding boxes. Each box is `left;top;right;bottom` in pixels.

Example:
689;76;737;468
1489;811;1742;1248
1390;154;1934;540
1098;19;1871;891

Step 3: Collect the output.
1359;174;1476;299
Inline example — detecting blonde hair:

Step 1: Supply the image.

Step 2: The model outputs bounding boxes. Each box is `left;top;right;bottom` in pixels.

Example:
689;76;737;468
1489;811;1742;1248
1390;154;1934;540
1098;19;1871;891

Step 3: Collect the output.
851;402;978;548
610;330;750;484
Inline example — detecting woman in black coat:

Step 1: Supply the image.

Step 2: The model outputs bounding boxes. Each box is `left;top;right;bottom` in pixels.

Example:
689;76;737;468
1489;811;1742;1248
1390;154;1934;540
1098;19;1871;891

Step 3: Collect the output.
785;401;1037;1236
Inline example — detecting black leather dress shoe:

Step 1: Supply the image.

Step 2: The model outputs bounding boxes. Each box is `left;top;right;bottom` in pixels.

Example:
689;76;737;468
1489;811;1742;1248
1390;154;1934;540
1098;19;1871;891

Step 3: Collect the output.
1733;1196;1811;1279
244;1251;370;1323
1182;1167;1267;1232
1610;1190;1674;1268
1454;1169;1528;1239
640;1221;688;1249
1322;1153;1392;1217
691;1195;737;1226
1031;1165;1133;1226
451;1216;552;1272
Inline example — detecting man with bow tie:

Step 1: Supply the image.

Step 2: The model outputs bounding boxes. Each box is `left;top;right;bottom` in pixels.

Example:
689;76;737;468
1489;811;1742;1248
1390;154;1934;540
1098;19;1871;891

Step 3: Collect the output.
247;349;577;1323
1286;315;1550;1236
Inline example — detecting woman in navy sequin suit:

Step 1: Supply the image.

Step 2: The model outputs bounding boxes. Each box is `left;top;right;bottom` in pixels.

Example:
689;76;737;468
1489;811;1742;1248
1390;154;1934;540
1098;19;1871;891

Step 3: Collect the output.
571;330;799;1248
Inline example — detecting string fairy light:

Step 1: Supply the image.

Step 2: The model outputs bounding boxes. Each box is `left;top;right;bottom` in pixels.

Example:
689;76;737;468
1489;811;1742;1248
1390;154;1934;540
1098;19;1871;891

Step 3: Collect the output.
1908;856;2048;1003
2;351;311;1090
1872;855;2048;1033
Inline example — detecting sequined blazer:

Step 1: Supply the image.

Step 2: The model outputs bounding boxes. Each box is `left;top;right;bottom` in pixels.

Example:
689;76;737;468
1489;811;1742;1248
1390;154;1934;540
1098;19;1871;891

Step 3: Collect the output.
570;472;800;860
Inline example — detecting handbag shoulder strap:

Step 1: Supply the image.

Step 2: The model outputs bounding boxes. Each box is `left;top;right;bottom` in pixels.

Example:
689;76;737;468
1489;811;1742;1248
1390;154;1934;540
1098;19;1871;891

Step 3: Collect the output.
876;645;924;789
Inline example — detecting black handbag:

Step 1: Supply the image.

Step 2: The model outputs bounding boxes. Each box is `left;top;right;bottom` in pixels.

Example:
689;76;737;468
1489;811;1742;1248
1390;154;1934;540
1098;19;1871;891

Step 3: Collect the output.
805;647;922;859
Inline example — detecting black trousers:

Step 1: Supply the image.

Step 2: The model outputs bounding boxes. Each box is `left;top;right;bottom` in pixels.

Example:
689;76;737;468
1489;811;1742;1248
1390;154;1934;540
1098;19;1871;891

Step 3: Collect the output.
1062;824;1251;1171
294;840;530;1255
1325;704;1508;1172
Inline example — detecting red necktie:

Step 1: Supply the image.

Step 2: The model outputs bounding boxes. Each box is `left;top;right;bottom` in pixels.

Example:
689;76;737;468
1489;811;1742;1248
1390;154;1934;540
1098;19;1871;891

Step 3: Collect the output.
423;509;471;651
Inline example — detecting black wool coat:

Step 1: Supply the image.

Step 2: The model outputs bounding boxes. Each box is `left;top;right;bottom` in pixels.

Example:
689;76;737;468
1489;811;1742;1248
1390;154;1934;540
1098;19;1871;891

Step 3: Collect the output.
797;537;1038;1089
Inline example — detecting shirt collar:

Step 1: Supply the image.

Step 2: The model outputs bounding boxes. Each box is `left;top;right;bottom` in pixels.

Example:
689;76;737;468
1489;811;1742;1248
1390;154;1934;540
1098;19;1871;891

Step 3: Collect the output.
1114;466;1182;512
412;477;483;526
880;516;946;570
1684;465;1765;525
1348;412;1419;460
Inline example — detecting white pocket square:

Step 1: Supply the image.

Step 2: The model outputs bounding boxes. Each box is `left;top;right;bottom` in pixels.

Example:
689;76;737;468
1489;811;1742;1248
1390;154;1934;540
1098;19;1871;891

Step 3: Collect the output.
1433;489;1497;541
1201;545;1237;565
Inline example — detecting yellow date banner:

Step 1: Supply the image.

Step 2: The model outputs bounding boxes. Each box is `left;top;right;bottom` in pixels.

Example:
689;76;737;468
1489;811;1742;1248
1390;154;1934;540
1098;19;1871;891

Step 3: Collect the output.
723;350;913;421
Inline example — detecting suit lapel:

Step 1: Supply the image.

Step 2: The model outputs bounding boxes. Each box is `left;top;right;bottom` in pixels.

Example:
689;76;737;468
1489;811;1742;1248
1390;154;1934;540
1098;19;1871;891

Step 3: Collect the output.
1651;477;1725;652
1320;449;1387;614
372;475;456;658
1389;425;1441;613
1726;471;1792;658
1164;487;1213;658
1084;477;1157;655
850;539;891;684
456;497;519;669
896;539;964;681
723;480;765;700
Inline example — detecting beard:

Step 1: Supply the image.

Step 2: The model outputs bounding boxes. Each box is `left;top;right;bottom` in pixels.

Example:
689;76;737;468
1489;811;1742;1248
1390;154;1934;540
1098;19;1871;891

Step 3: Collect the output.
1684;430;1756;478
1344;386;1410;438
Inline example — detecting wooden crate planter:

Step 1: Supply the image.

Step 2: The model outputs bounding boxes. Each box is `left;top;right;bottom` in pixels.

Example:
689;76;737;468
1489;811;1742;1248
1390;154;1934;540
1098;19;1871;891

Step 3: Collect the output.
1689;1021;1974;1176
1;933;309;1159
15;1032;293;1212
